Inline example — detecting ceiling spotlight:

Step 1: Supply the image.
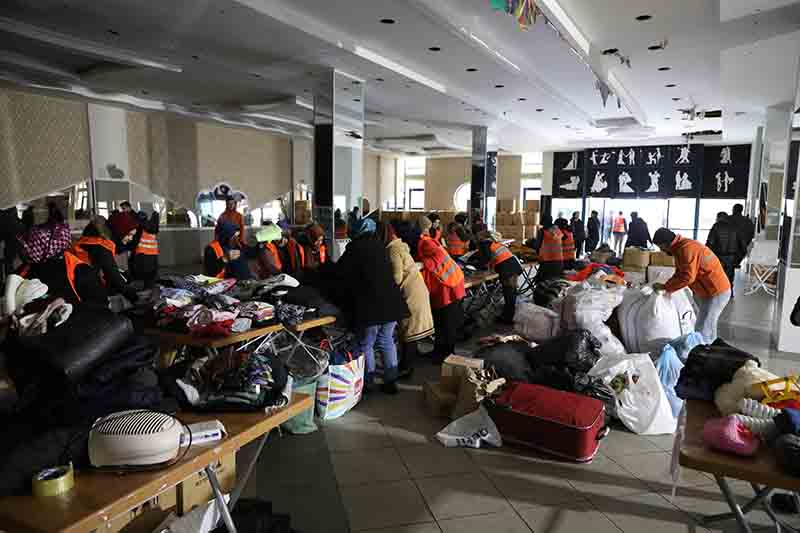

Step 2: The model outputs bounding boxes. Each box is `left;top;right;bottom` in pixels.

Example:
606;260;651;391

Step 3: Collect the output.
602;48;619;55
636;15;653;21
552;117;559;120
665;83;677;88
536;108;544;112
466;67;478;72
428;46;441;52
658;66;671;71
648;39;669;51
664;117;671;120
495;84;505;88
518;97;527;101
374;77;385;82
352;80;361;85
672;97;681;101
380;18;396;24
353;98;361;102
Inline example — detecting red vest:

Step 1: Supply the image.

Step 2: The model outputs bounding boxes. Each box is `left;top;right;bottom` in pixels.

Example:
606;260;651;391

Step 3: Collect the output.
561;230;576;261
612;216;626;233
19;251;87;302
446;233;469;257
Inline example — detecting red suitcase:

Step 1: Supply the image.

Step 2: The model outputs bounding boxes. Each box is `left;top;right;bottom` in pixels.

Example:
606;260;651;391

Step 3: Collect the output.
489;383;608;462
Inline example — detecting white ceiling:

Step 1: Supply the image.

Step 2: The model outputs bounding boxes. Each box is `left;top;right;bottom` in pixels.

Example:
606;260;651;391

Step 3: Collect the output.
1;0;799;154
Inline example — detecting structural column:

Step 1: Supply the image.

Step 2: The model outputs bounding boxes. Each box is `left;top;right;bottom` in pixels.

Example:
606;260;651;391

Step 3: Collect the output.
470;126;491;224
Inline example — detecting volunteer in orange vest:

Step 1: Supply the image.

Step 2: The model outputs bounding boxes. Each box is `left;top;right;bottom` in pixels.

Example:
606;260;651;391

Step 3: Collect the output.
612;210;627;257
652;228;731;344
418;216;466;362
216;196;246;246
534;215;564;280
125;211;160;289
71;216;136;300
556;218;577;268
297;223;327;272
445;221;470;259
478;231;523;325
204;220;253;280
427;213;444;245
255;222;305;278
16;203;107;306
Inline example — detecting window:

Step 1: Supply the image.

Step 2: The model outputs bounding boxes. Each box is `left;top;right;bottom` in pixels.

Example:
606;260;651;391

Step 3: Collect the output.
521;152;543;175
404;156;426;176
697;199;740;244
453;182;470;212
667;198;698;239
520;178;542;206
409;188;425;210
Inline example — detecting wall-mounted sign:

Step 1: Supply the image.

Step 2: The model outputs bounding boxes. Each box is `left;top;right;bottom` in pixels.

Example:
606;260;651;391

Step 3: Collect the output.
702;145;751;199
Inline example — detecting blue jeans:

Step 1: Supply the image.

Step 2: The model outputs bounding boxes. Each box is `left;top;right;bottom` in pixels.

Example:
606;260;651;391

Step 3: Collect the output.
696;290;731;344
355;322;399;383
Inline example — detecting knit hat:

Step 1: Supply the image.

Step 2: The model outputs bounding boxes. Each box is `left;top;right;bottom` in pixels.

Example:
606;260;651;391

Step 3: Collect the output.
418;216;433;234
256;224;282;243
653;228;677;246
306;223;325;241
351;217;376;237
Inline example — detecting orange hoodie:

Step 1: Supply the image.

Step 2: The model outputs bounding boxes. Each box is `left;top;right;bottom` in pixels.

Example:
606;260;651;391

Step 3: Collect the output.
665;235;731;299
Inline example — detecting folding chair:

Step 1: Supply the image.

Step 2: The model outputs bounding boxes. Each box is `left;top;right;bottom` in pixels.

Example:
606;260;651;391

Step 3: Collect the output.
515;257;538;298
745;262;777;297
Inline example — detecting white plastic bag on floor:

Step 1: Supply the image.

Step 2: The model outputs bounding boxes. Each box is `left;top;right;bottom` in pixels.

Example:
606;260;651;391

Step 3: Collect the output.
560;282;625;331
617;287;695;354
588;353;677;435
436;406;502;449
514;302;561;341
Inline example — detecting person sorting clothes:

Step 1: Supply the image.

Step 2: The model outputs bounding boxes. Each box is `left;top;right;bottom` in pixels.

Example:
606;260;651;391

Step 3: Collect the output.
204;220;253;280
532;214;564;280
652;228;731;344
70;216;136;300
255;222;304;278
477;231;522;325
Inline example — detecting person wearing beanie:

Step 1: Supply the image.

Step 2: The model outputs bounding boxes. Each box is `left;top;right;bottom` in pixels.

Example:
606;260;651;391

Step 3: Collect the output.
476;230;522;325
418;227;466;362
255;222;304;278
652;227;731;343
204;220;252;280
330;217;409;394
296;223;327;271
70;216;135;299
533;214;564;280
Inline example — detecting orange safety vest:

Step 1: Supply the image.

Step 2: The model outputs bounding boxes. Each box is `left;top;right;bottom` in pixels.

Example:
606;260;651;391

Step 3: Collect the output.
561;230;576;261
612;216;626;234
287;239;306;270
19;251;86;302
135;231;159;256
266;242;282;271
446;232;469;257
71;236;116;264
318;243;327;265
429;246;464;288
208;241;226;278
539;228;564;262
488;242;514;268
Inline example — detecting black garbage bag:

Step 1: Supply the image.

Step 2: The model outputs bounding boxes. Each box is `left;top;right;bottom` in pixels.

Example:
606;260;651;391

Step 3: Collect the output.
282;285;346;326
774;434;800;477
527;330;602;374
476;342;535;383
675;340;759;401
210;498;292;533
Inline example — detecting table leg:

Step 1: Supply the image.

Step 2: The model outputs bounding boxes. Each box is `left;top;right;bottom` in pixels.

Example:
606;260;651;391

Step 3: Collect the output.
229;432;270;511
206;465;238;533
702;476;754;533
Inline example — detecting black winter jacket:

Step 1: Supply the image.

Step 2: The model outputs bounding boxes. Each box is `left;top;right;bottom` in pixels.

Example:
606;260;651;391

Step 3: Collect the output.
587;217;601;242
707;220;747;263
626;219;652;248
571;219;586;241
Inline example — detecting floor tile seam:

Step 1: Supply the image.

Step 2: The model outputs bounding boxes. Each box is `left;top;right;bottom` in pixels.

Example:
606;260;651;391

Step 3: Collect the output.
584;492;702;533
319;430;355;533
352;517;441;533
476;460;545;533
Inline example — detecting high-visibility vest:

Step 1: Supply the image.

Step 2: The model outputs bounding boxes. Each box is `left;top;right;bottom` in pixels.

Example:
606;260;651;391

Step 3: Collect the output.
135;231;159;256
266;242;282;270
319;243;327;265
208;241;226;278
428;245;464;288
539;228;564;262
488;242;514;268
561;230;576;261
19;251;86;302
71;236;116;264
612;216;626;233
446;233;469;257
287;239;306;270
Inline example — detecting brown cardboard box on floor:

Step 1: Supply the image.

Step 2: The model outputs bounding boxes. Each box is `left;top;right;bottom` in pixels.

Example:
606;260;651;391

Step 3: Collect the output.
650;251;676;267
622;247;651;269
497;198;517;213
92;488;176;533
451;371;479;420
424;381;458;418
177;452;236;515
441;355;484;392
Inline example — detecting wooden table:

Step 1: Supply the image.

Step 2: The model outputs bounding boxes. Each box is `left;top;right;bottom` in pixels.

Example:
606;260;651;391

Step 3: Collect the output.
145;323;285;349
0;393;314;533
679;400;800;532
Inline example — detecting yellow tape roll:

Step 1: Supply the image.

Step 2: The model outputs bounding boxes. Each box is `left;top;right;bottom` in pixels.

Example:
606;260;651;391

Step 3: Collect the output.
32;464;74;497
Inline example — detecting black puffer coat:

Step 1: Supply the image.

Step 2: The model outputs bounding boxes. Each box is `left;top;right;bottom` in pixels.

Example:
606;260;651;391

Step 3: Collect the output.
626;218;651;248
706;220;747;263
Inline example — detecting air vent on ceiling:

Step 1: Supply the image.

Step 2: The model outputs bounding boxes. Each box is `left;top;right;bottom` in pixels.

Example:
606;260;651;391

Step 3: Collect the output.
703;109;722;119
684;130;723;141
592;117;640;129
423;146;458;152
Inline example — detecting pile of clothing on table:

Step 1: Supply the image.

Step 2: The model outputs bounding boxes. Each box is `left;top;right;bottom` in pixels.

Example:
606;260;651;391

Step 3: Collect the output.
0;306;171;495
478;271;716;436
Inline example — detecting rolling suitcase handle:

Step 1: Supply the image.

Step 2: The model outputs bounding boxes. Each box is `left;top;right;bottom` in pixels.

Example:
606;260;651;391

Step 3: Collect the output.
597;426;611;441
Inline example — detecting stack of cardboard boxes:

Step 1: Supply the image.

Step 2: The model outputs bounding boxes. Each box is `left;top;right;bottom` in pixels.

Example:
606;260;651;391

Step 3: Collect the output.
424;355;485;420
494;199;540;243
622;248;651;285
294;200;312;225
648;251;677;284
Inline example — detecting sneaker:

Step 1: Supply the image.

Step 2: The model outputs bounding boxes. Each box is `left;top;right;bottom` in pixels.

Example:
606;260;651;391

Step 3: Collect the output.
381;382;399;395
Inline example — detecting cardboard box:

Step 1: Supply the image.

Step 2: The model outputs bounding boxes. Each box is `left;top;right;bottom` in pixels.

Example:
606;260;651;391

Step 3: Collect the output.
451;372;479;420
177;453;236;515
495;212;511;226
441;355;484;392
93;488;176;533
650;251;676;267
623;270;647;285
424;381;457;418
647;266;676;283
524;200;540;212
509;212;525;226
623;247;651;269
623;265;647;274
524;212;540;226
497;198;517;213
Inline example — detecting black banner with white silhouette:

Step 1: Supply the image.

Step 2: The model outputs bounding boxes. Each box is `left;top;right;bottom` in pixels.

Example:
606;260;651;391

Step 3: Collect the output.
702;145;751;199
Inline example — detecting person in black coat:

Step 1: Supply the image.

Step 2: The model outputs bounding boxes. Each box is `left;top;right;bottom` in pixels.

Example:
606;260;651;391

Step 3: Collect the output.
330;217;409;393
729;204;755;266
626;212;652;248
75;217;137;300
707;212;747;293
571;211;586;259
586;211;601;254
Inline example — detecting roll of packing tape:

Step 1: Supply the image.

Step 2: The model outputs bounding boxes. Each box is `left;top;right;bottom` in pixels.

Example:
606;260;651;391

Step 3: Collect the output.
32;464;74;497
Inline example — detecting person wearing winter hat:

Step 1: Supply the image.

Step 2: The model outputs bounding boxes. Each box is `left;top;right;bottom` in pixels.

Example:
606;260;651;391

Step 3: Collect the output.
69;216;135;299
255;222;304;278
476;231;522;325
204;220;253;280
652;227;731;343
297;223;327;271
330;216;409;393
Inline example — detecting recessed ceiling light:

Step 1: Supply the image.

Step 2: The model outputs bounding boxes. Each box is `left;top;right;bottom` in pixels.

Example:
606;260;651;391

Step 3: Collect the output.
428;46;441;52
191;55;199;60
380;18;396;24
353;98;361;102
552;117;559;120
352;80;361;85
664;117;671;120
636;14;653;21
658;66;671;71
665;83;677;88
536;108;544;112
466;67;478;72
672;97;681;101
648;44;663;51
374;77;385;82
495;84;505;88
602;48;619;55
518;97;527;101
107;29;120;36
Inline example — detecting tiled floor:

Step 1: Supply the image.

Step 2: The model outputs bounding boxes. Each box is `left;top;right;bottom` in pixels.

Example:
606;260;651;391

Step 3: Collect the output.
252;270;799;532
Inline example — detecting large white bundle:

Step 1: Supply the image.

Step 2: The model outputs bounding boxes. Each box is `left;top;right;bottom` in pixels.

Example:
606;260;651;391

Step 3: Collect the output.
514;302;561;341
617;286;696;354
560;281;625;332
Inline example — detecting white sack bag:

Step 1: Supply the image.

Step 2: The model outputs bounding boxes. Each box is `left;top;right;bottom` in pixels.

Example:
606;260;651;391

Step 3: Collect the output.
436;406;503;449
618;287;693;354
514;302;561;341
589;353;677;435
560;282;625;332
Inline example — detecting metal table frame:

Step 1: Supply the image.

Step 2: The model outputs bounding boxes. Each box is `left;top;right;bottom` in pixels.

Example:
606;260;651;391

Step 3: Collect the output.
702;476;799;533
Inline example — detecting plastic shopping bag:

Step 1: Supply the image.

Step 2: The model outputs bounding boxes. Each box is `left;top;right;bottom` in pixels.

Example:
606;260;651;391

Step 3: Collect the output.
316;353;365;420
618;287;694;354
589;353;677;435
436;406;503;449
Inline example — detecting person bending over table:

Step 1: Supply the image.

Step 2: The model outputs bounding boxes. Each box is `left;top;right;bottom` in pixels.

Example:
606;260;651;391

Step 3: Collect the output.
418;220;466;363
204;220;253;280
329;218;409;394
532;215;564;281
383;221;434;378
254;222;304;279
296;223;327;272
477;231;522;325
71;216;138;301
652;228;731;344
